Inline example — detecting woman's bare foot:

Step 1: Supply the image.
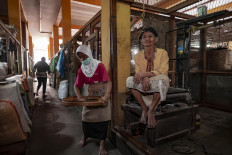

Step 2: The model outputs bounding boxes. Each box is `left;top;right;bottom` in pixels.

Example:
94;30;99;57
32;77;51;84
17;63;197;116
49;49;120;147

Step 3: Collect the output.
78;135;87;147
140;110;148;124
99;140;107;155
147;111;157;128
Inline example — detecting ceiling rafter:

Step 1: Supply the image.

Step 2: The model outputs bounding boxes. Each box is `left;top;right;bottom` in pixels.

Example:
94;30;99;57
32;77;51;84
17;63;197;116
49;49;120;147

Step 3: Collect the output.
170;11;195;19
156;0;185;9
167;0;200;13
207;2;232;14
73;0;101;6
121;0;195;19
59;24;83;29
182;0;216;13
123;0;168;13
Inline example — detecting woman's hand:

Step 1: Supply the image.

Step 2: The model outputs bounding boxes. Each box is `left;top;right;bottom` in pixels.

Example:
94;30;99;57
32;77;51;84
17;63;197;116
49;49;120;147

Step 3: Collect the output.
134;72;146;83
101;95;110;106
142;77;151;91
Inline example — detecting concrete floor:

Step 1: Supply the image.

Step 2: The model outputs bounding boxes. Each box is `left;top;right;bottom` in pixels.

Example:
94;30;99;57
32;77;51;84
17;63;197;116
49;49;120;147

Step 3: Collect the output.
152;107;232;155
26;82;232;155
25;85;122;155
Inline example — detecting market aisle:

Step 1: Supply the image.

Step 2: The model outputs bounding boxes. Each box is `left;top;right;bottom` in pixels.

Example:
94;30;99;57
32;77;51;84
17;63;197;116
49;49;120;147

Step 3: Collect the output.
26;83;121;155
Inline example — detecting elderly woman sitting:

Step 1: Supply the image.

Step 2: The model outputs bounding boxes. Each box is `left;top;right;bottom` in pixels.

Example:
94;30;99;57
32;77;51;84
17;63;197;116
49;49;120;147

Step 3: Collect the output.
127;27;169;128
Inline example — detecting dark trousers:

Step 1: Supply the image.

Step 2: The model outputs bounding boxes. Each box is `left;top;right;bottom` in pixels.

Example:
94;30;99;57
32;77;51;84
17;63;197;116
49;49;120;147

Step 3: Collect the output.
37;77;47;95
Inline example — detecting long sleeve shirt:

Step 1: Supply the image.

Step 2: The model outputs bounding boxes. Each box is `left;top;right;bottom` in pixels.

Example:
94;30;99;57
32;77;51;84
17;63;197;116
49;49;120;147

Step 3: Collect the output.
134;48;169;75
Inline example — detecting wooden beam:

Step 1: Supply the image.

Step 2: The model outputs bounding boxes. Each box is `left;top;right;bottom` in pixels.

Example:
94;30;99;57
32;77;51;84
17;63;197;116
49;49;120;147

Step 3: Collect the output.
29;36;33;57
207;2;232;14
20;2;27;22
120;0;168;14
73;0;101;6
182;0;216;13
8;0;22;43
200;26;206;106
122;0;194;19
62;0;71;44
167;0;199;13
131;7;194;19
116;1;131;126
49;37;54;59
170;11;195;19
156;0;184;9
59;24;83;29
53;25;59;54
169;15;176;87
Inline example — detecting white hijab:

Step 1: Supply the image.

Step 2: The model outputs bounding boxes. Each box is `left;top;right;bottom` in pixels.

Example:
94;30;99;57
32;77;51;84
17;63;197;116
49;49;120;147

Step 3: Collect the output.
76;45;100;77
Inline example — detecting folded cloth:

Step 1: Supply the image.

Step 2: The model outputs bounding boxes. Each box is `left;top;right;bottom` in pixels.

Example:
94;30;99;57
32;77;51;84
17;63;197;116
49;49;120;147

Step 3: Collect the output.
126;75;170;102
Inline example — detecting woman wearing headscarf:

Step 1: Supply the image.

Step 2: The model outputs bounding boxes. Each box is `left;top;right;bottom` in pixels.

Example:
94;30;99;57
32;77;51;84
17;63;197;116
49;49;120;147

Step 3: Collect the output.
126;27;169;128
74;45;112;155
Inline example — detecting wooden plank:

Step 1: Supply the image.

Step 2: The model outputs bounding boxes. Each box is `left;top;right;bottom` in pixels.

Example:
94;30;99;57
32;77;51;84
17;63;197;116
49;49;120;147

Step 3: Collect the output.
170;11;195;19
207;2;232;14
29;36;33;57
49;37;54;59
182;0;216;13
57;11;101;50
200;27;206;105
156;0;184;9
205;71;232;75
127;1;194;19
53;25;59;54
72;11;101;40
59;24;83;30
167;0;199;13
120;0;168;13
8;0;22;43
73;0;101;6
111;0;118;126
62;0;71;45
169;15;176;87
115;127;156;155
0;20;20;44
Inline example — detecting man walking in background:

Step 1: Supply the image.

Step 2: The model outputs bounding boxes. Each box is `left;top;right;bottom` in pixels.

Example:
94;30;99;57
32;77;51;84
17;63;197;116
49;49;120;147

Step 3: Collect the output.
34;57;50;98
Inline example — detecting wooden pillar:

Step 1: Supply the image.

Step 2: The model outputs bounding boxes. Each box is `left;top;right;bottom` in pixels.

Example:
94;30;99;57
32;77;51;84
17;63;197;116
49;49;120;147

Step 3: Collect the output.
72;38;81;76
101;0;111;70
102;0;131;126
116;1;131;126
48;44;51;60
102;0;117;126
62;0;71;45
8;0;22;74
49;37;54;59
170;15;176;87
8;0;22;43
53;25;59;54
200;28;206;105
29;36;33;57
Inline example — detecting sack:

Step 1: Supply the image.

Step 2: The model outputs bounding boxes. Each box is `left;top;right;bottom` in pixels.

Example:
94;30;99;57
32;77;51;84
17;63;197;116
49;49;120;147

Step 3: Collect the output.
0;100;26;145
58;80;68;99
0;62;7;76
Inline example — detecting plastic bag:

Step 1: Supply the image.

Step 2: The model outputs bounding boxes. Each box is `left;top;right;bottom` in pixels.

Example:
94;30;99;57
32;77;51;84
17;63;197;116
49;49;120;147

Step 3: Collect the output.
58;80;68;99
